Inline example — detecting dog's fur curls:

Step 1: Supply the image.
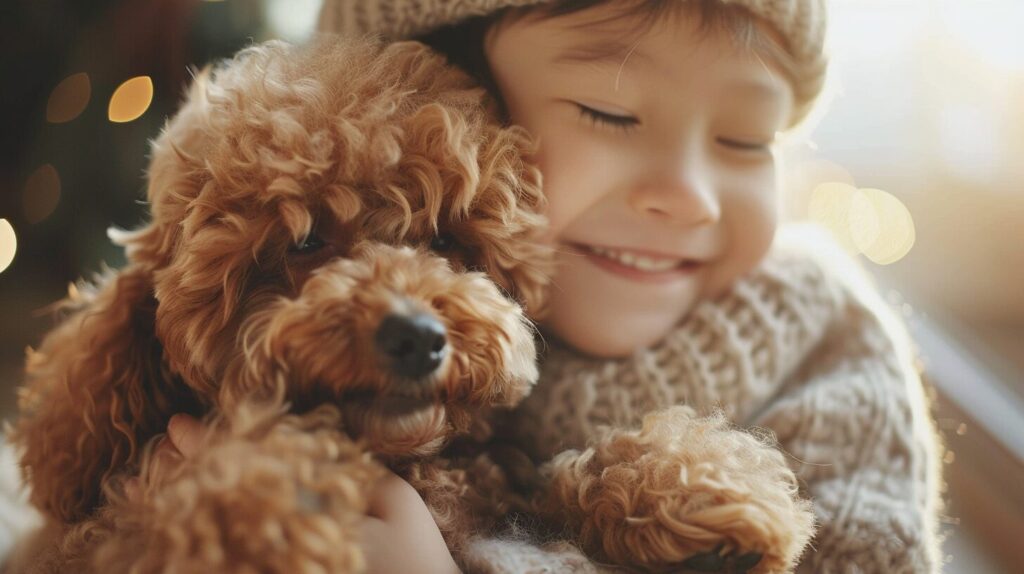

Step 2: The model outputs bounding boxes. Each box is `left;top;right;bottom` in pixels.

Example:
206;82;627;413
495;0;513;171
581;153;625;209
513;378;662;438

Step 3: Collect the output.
10;36;552;572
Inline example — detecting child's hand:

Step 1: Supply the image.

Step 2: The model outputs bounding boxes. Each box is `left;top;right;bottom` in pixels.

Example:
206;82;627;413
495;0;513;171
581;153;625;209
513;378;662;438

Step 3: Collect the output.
360;469;462;574
123;413;203;500
126;414;461;574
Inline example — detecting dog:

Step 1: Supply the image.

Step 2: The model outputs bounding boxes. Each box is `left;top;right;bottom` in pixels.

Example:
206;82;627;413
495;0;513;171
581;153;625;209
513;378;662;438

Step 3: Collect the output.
9;36;552;572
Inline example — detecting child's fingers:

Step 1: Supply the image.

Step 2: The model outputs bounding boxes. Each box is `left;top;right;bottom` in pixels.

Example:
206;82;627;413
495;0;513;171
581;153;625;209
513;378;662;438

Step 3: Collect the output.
358;493;461;574
365;469;418;519
167;413;203;458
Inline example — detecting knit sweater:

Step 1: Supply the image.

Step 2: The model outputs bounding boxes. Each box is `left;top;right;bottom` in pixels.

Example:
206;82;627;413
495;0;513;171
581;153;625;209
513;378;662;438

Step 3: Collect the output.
462;223;945;573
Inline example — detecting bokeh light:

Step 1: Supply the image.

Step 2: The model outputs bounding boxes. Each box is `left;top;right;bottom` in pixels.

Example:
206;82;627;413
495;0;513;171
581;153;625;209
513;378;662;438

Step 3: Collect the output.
808;183;916;265
46;72;91;124
853;188;916;265
22;164;62;224
808;182;859;253
0;220;17;274
108;76;154;123
263;0;321;42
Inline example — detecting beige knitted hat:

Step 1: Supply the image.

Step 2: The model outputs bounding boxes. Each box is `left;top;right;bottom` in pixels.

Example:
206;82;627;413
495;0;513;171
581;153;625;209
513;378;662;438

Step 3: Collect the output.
317;0;828;123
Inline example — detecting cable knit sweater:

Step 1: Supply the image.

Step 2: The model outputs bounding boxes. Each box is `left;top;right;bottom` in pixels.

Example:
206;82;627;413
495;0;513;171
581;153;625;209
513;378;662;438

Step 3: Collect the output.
463;224;945;573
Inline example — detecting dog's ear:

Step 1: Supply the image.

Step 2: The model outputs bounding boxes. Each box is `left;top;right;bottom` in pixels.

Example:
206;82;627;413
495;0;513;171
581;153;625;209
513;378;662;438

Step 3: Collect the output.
10;64;228;523
11;262;196;523
475;123;554;320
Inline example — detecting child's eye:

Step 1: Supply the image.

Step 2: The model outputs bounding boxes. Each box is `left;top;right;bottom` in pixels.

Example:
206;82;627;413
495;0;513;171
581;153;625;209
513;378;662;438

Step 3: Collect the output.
575;103;639;133
717;138;772;153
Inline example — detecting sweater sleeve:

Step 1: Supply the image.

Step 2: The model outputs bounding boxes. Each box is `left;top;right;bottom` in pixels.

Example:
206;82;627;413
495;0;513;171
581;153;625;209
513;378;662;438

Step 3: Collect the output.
749;231;945;574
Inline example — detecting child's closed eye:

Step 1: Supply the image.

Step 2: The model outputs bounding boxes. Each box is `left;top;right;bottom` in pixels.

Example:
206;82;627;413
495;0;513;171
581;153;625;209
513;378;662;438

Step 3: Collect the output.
716;137;772;153
575;103;639;133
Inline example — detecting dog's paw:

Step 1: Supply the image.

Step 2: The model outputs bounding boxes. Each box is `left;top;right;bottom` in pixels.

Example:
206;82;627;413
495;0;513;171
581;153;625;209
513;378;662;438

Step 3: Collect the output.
539;406;814;574
100;407;384;573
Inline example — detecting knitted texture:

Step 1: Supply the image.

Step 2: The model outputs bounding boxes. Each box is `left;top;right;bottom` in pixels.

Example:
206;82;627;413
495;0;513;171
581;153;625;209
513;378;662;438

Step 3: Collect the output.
462;535;614;573
477;224;945;573
317;0;829;123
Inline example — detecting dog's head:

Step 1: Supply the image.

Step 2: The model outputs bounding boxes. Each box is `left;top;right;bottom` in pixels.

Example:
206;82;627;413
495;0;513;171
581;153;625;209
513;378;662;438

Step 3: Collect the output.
15;36;551;521
141;36;553;450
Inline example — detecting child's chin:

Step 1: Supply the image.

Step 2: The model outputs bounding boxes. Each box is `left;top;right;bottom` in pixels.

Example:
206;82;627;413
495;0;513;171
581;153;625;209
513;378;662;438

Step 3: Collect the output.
542;314;686;359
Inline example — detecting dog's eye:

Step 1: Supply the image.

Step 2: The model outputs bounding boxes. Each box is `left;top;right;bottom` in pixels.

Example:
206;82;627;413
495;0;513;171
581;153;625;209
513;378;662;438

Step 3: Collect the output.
290;233;325;254
429;232;458;252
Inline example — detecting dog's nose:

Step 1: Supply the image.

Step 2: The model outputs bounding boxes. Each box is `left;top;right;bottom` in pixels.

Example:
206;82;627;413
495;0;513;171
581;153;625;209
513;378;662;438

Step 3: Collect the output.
375;313;448;379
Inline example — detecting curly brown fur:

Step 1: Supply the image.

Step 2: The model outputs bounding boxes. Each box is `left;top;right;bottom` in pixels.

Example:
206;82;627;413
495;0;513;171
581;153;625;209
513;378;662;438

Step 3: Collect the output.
535;406;816;573
44;403;381;574
10;35;551;573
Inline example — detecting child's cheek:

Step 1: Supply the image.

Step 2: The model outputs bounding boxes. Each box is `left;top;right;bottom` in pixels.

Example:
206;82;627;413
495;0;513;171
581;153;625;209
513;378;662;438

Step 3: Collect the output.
533;121;620;240
706;188;779;298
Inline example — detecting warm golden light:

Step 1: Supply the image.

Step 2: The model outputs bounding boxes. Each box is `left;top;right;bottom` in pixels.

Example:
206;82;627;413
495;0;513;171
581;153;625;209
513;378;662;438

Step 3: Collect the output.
23;164;62;223
808;183;916;265
854;189;916;266
0;219;17;274
808;182;860;254
46;72;91;124
848;190;882;256
108;76;154;123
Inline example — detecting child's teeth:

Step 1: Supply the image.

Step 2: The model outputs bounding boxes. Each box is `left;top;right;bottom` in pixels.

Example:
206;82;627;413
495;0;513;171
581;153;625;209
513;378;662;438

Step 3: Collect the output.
588;245;682;272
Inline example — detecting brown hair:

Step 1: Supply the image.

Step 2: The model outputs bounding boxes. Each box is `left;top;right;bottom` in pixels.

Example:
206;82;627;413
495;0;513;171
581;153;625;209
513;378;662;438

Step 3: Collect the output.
416;0;800;124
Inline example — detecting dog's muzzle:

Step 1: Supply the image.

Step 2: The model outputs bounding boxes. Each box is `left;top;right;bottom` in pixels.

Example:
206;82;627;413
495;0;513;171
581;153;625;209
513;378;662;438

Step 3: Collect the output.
374;312;448;380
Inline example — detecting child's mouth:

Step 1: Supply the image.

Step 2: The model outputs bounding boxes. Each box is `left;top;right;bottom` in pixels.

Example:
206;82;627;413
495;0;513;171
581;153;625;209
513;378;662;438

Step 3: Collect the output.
575;243;703;282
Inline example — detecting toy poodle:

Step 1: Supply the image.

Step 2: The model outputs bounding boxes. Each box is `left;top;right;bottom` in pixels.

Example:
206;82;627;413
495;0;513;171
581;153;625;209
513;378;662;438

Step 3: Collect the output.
9;36;550;572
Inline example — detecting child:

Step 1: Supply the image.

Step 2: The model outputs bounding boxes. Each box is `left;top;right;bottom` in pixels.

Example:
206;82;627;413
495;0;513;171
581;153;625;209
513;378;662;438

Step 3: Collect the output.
173;0;945;571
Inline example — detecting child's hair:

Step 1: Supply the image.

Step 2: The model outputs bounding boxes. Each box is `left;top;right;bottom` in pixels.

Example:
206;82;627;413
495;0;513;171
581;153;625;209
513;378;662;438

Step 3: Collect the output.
416;0;804;125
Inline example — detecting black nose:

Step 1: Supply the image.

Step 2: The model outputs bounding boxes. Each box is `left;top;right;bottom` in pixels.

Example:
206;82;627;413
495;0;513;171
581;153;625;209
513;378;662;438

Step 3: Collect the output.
375;313;448;379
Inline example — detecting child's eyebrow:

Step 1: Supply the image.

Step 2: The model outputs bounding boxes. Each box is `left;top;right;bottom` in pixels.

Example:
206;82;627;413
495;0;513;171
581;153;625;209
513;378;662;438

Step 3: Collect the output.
550;39;660;76
723;78;790;105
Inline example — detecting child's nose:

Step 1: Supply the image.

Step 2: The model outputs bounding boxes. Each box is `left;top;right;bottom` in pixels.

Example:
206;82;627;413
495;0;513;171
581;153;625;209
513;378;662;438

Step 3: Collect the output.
627;174;721;227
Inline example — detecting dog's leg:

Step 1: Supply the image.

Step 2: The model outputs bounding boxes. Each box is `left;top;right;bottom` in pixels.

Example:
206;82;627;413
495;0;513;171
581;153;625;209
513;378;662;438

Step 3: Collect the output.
91;405;381;574
534;406;815;574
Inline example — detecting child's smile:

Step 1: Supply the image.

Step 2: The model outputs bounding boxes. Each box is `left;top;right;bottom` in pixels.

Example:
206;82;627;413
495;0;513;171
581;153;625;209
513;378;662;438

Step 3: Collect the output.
574;243;705;282
486;2;795;357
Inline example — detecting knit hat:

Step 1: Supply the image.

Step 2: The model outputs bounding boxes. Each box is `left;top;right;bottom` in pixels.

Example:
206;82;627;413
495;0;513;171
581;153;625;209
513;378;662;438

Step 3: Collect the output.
317;0;828;125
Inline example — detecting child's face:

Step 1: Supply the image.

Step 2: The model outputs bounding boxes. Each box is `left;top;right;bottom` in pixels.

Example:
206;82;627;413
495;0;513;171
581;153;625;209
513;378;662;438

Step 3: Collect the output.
486;5;794;358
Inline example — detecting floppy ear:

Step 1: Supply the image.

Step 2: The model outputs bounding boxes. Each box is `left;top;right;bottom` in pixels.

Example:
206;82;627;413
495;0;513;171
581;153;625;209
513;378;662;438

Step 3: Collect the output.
476;122;554;320
10;261;198;522
10;62;221;523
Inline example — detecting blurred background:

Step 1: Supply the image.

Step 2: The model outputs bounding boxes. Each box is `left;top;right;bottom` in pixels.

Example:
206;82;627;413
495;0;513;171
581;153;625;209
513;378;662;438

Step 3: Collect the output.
0;0;1020;571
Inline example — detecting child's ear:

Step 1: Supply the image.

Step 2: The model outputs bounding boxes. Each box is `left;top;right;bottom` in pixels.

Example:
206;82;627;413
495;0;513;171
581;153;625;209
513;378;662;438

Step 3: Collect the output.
10;263;197;522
